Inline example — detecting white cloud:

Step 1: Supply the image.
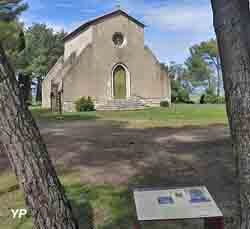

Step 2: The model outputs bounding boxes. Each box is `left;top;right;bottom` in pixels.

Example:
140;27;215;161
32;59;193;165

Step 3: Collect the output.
44;21;65;32
121;0;214;35
121;0;215;63
20;15;78;33
21;0;215;63
54;2;75;8
143;3;213;33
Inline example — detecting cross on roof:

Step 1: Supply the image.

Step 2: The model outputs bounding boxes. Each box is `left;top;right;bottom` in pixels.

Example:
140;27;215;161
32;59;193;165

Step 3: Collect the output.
115;0;122;10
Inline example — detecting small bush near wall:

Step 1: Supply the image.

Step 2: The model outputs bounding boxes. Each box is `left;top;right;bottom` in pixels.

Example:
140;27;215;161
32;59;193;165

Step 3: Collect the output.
160;101;170;108
75;96;95;112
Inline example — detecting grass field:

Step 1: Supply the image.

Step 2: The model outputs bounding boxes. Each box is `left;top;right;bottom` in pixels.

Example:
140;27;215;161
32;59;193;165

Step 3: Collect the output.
0;104;232;229
0;171;134;229
31;104;228;127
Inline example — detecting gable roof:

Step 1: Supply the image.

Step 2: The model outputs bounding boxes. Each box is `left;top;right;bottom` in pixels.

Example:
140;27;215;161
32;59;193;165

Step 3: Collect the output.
63;9;145;42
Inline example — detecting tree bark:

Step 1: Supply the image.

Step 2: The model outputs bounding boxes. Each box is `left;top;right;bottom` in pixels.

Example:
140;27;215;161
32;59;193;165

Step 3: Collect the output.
0;43;78;229
36;76;42;103
211;0;250;228
216;57;221;97
18;72;31;104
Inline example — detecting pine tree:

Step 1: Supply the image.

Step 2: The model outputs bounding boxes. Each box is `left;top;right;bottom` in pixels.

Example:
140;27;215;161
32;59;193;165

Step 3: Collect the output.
211;0;250;228
0;1;79;228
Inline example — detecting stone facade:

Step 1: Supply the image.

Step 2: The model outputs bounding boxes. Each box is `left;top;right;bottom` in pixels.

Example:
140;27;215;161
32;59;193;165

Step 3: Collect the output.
42;9;171;112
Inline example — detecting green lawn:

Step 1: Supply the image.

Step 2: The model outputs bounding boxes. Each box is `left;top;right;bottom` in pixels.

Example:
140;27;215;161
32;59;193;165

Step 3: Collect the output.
31;104;228;127
0;171;134;229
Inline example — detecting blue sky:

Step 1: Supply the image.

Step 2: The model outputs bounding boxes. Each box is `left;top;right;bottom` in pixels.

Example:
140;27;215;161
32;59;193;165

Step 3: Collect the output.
21;0;215;64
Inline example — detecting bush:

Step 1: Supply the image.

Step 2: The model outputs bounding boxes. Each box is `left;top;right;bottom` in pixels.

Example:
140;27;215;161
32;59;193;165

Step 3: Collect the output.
26;100;33;106
205;87;215;96
216;96;225;104
200;94;225;104
205;95;218;104
160;100;170;108
171;80;192;103
185;100;195;104
75;96;95;112
200;94;205;104
171;80;179;103
177;89;190;103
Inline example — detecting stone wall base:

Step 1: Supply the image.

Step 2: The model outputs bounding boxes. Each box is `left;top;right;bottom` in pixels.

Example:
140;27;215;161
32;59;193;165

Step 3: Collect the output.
63;97;170;112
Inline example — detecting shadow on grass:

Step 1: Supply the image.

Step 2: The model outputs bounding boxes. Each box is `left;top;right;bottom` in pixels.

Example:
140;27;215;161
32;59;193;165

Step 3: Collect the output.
54;113;99;122
13;213;32;229
66;183;205;229
65;183;136;229
31;108;99;122
96;190;135;229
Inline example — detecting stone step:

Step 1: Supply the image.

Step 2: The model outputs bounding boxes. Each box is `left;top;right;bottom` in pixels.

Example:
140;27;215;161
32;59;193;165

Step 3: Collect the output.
98;106;145;111
97;98;146;111
106;101;144;105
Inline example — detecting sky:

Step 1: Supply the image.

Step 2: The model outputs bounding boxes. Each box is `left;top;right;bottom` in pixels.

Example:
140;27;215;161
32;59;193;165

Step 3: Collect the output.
21;0;215;64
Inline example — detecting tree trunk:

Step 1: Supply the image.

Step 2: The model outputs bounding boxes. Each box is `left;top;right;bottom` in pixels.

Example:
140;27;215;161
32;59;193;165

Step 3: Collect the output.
0;43;78;229
18;72;31;104
208;75;212;91
36;76;42;103
216;57;221;97
211;0;250;228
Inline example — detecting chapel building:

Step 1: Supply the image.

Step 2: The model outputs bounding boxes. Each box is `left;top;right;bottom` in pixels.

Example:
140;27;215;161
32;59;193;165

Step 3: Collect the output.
42;9;171;111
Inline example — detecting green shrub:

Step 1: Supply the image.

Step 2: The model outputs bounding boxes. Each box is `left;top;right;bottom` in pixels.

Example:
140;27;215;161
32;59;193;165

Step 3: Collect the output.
171;79;192;104
205;87;215;96
160;100;170;108
185;100;195;104
217;96;225;104
26;100;33;106
177;89;190;103
200;94;205;104
75;96;95;112
171;90;178;103
200;94;225;104
205;95;217;104
171;80;179;103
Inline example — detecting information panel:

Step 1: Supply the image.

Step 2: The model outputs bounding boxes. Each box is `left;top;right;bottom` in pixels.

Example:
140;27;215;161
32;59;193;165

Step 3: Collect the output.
133;186;223;221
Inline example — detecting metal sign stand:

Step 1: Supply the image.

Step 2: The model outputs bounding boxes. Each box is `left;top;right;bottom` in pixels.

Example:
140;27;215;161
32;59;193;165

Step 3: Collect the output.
133;218;224;229
204;217;224;229
133;220;140;229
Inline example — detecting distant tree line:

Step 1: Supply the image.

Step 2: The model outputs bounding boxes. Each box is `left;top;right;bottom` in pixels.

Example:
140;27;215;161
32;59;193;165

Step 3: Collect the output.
0;1;79;228
168;38;224;104
1;19;66;104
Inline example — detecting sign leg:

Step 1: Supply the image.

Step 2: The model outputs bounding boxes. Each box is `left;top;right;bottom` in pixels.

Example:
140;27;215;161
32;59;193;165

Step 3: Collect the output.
204;217;224;229
133;220;141;229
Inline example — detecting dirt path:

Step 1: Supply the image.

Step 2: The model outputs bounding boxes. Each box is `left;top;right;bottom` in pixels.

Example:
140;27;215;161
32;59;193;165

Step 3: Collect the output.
39;121;232;185
39;120;238;227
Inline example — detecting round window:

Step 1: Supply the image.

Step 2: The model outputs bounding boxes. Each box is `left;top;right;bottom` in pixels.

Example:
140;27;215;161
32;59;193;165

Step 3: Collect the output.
112;32;125;47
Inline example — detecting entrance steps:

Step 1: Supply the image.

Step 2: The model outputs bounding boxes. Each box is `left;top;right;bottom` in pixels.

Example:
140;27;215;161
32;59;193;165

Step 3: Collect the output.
97;98;147;111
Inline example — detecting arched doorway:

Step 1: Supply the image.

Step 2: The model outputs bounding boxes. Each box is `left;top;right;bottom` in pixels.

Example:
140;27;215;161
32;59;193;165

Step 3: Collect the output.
113;65;127;99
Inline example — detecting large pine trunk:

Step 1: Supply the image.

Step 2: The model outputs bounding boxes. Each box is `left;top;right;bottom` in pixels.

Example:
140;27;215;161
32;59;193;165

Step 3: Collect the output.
211;0;250;228
0;43;78;228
